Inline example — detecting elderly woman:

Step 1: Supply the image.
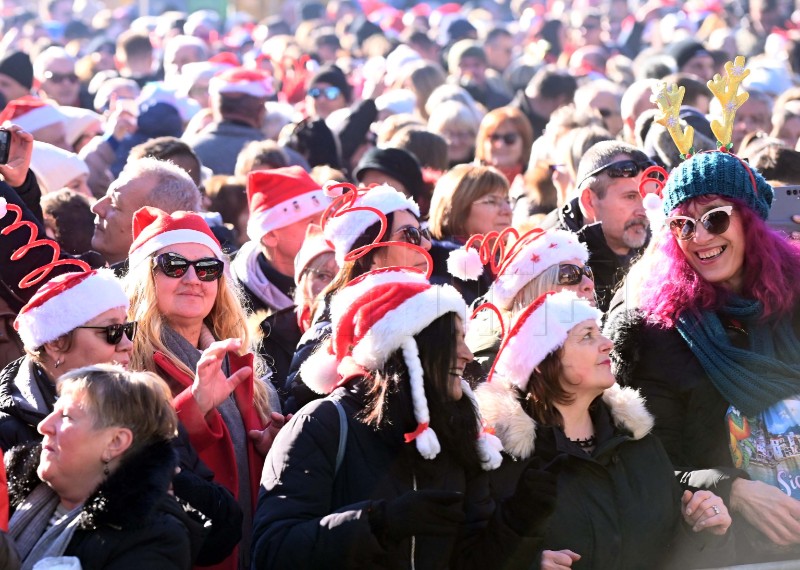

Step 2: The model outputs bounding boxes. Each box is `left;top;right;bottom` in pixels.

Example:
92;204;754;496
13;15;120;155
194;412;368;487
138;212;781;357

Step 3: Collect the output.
477;291;733;569
427;164;512;304
124;207;277;570
606;150;800;563
0;269;134;451
6;364;193;568
475;107;534;186
253;270;555;569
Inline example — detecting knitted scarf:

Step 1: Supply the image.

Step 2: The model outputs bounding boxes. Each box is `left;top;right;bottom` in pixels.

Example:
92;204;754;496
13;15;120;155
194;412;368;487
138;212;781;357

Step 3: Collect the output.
676;297;800;417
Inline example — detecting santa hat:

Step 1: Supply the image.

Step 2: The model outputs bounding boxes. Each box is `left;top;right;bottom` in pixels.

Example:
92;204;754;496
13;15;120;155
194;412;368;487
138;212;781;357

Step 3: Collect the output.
0;95;65;133
14;269;129;349
57;106;102;148
209;67;274;99
489;290;602;390
30;141;89;195
128;207;224;270
323;184;420;266
294;223;335;283
246;166;330;241
299;270;503;467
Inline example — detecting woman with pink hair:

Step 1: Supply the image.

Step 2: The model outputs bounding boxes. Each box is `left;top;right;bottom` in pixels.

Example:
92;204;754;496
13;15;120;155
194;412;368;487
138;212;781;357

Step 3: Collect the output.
606;150;800;564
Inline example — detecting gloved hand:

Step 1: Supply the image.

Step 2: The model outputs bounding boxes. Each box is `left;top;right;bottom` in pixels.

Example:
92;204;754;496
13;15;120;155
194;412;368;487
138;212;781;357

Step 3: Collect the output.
371;489;465;541
504;454;566;535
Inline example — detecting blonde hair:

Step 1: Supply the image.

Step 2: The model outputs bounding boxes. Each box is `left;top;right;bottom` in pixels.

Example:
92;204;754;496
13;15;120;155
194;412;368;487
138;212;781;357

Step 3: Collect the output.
428;164;509;240
125;260;272;421
404;62;446;120
509;264;561;312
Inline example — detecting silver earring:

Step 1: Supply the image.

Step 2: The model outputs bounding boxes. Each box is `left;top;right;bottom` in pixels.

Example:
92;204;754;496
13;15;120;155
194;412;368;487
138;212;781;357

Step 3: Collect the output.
54;358;62;369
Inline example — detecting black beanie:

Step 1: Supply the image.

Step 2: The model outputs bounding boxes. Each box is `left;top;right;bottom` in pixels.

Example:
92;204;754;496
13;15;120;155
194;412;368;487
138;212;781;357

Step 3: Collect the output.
667;39;709;71
308;65;352;103
354;147;424;201
0;51;33;90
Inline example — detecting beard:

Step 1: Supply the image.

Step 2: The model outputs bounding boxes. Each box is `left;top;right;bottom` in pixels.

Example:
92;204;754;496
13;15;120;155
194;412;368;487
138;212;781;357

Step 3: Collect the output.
622;217;650;249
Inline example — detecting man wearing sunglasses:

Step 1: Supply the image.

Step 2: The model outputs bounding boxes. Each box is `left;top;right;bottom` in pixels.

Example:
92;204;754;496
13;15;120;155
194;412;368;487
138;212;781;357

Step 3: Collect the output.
33;47;81;108
542;140;651;312
305;65;351;120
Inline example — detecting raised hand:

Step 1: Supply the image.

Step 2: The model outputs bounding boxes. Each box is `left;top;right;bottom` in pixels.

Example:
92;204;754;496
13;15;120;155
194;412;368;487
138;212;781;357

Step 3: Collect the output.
0;124;34;188
192;338;252;416
248;412;293;456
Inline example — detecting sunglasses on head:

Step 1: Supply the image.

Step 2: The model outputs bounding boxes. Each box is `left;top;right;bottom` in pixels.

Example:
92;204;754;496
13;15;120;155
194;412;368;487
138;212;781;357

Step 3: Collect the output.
43;71;79;83
308;86;342;100
578;158;657;188
489;132;519;145
76;322;137;345
667;206;733;241
558;263;594;286
152;252;225;282
392;225;431;246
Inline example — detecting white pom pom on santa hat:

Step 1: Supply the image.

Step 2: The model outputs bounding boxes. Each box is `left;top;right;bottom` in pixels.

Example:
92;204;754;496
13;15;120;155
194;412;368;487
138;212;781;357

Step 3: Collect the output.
447;247;483;281
642;192;663;211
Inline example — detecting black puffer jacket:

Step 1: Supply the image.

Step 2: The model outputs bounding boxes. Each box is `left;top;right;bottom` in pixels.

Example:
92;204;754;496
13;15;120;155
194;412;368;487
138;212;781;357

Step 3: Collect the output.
252;383;539;570
6;440;199;569
0;357;55;451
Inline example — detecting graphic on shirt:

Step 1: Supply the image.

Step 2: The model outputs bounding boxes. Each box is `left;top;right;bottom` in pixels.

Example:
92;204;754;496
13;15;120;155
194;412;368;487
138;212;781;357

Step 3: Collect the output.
728;400;800;499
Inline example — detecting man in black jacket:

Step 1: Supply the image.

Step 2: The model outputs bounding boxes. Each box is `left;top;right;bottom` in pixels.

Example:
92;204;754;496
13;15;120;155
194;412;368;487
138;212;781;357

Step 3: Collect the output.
541;140;651;312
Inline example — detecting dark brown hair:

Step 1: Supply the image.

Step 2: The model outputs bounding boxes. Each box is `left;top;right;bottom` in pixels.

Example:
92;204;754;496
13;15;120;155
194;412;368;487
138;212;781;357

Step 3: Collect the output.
522;348;574;428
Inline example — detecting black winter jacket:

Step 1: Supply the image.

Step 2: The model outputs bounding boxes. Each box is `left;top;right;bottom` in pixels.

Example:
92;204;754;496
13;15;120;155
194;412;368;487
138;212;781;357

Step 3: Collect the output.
252;384;539;570
6;440;198;570
0;357;54;451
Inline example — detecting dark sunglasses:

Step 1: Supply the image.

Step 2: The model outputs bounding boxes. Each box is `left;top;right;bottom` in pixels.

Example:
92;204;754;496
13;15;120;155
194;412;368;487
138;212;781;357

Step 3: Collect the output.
558;263;594;286
578;159;657;188
76;322;137;345
43;71;79;83
667;206;733;241
152;252;225;282
308;86;342;100
489;132;519;145
392;225;431;246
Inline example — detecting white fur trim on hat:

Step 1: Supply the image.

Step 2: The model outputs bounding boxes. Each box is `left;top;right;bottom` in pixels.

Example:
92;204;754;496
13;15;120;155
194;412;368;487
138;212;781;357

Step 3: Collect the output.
15;105;65;133
324;185;421;266
30;141;88;195
490;230;589;309
300;338;340;395
15;269;129;349
128;228;224;270
329;269;428;324
246;189;330;242
461;379;503;470
492;291;602;390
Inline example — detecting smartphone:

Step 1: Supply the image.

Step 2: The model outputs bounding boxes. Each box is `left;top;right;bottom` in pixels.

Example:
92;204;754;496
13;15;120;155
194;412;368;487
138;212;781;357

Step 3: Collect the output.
767;185;800;234
0;129;10;165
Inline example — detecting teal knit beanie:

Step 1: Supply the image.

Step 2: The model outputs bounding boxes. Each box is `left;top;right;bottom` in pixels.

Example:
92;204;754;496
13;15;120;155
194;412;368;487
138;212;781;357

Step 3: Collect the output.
662;151;774;219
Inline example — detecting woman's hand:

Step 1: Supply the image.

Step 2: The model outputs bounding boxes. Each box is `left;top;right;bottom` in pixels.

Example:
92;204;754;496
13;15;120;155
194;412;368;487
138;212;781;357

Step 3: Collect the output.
192;338;252;416
682;490;731;535
731;478;800;545
541;549;580;569
0;124;33;188
248;412;293;456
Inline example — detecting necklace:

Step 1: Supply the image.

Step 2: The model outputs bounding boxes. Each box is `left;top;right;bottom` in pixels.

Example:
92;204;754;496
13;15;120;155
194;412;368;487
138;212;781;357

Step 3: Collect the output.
569;435;597;449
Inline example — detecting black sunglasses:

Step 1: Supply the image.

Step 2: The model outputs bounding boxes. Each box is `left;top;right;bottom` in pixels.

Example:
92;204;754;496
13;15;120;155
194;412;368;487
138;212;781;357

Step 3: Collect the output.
152;252;225;282
667;206;733;241
308;86;342;100
578;159;657;188
43;71;79;83
392;225;431;246
489;132;519;145
558;263;594;286
76;322;137;345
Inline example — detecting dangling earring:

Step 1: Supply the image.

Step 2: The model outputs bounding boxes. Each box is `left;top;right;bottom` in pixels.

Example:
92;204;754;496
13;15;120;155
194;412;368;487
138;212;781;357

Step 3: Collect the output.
102;459;110;476
54;358;62;369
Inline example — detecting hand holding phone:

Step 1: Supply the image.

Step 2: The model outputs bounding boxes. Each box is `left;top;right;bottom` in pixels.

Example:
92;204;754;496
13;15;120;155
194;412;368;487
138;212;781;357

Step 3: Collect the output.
0;124;34;188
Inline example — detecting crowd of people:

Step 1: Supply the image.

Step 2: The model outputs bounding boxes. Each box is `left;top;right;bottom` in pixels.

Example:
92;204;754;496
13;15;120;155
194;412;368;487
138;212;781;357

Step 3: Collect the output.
0;0;800;568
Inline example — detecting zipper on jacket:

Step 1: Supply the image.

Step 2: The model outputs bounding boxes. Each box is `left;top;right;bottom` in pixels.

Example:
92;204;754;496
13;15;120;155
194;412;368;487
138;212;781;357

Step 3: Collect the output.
411;473;417;570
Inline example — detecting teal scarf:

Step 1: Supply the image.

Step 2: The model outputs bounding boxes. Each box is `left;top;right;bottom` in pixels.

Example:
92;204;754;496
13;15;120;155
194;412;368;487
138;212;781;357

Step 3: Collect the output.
676;297;800;417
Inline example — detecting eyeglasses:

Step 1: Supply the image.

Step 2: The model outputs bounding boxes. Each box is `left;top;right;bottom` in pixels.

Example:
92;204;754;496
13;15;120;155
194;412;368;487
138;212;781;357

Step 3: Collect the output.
666;206;734;241
43;71;79;84
557;263;594;286
308;86;342;100
305;268;335;284
76;322;137;345
489;132;519;145
152;252;225;282
474;195;511;209
578;158;657;188
392;225;431;246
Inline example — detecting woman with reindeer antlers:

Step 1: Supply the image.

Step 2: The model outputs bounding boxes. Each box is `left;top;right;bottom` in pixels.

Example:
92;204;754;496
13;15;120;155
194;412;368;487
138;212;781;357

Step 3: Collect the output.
606;57;800;563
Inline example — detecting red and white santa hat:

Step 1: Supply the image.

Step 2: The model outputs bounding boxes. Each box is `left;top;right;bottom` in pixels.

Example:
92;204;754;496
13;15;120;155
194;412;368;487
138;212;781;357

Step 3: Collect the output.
208;67;274;99
324;184;420;266
14;269;129;350
128;206;223;269
0;95;65;133
489;290;602;390
246;166;331;242
293;223;335;284
301;269;488;463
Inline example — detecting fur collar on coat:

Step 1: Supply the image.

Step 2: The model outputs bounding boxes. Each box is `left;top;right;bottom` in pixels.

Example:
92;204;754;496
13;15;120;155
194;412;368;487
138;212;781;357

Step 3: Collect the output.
475;381;654;460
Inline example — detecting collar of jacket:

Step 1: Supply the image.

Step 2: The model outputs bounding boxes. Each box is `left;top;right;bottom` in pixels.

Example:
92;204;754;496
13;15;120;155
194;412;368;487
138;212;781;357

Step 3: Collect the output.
475;381;654;460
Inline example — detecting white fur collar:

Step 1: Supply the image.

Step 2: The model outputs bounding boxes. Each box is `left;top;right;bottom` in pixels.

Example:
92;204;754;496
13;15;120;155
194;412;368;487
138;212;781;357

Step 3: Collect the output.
475;382;654;460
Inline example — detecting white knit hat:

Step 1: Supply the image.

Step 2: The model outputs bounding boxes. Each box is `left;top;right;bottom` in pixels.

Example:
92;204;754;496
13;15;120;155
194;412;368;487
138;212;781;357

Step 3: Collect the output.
30;141;89;195
14;269;129;349
323;184;420;266
489;290;602;389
